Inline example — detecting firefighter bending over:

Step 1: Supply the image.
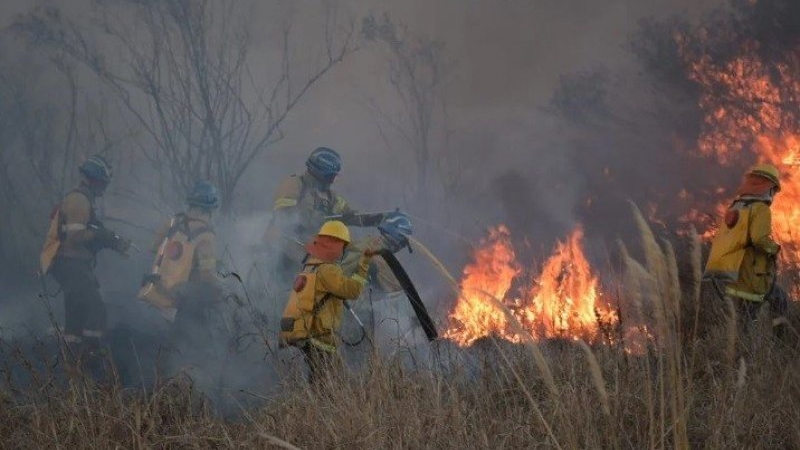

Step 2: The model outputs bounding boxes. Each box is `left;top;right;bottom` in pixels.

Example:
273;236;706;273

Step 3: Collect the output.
279;221;374;382
705;164;787;320
40;155;131;356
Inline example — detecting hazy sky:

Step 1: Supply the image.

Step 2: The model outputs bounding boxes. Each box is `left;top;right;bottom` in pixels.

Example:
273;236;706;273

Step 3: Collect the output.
0;0;726;233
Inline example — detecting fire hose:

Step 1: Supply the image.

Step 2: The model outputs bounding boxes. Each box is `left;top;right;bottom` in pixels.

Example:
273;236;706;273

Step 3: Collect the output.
377;248;439;341
325;211;395;227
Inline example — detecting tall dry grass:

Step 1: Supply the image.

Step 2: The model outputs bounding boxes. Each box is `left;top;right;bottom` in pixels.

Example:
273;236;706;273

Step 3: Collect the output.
1;206;799;449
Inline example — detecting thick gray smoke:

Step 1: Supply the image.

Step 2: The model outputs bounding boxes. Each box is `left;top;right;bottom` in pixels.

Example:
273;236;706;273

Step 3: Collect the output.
0;0;731;411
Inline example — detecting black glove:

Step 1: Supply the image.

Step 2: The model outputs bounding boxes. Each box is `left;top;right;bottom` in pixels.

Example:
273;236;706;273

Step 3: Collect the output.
92;225;130;254
112;236;132;255
357;212;386;227
91;226;118;250
340;211;358;225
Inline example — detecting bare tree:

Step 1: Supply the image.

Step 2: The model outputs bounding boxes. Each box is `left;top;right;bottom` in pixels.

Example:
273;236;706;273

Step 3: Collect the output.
0;49;93;278
361;14;456;197
16;0;356;214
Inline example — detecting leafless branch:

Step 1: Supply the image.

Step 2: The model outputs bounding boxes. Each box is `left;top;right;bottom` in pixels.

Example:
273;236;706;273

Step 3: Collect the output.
14;0;356;213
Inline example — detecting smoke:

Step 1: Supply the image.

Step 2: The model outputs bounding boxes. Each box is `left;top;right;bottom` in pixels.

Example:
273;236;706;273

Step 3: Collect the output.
1;0;759;410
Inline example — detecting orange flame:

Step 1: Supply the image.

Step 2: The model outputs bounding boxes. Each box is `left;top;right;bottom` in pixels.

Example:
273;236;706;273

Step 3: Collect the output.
681;38;800;291
444;226;520;346
445;227;618;346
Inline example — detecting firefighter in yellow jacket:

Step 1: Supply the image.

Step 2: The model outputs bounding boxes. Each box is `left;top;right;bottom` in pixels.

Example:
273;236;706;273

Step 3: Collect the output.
141;181;223;339
705;164;785;318
264;147;386;277
40;155;131;354
279;220;373;381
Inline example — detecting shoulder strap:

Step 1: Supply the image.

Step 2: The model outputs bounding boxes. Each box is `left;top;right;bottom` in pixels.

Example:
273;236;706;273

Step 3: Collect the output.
69;186;92;200
312;293;334;315
69;187;96;216
55;204;66;241
186;220;215;242
166;213;189;239
303;262;323;273
166;213;215;242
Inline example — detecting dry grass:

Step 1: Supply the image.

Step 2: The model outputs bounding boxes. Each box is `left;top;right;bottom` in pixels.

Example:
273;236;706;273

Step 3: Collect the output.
1;210;800;449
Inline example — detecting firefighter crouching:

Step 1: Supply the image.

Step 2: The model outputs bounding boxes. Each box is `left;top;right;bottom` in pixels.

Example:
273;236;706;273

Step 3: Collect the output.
705;164;788;321
40;155;131;356
279;221;374;381
138;181;223;340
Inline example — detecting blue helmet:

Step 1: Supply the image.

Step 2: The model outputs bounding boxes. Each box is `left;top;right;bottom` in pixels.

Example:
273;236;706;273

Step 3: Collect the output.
378;211;413;250
187;180;220;209
79;155;113;183
306;147;342;182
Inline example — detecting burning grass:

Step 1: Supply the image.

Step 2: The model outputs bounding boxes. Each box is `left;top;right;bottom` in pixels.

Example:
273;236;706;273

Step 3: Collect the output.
445;226;618;347
1;209;800;449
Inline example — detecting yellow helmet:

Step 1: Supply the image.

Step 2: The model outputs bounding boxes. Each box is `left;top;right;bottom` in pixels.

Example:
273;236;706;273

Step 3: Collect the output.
747;164;781;192
317;220;351;243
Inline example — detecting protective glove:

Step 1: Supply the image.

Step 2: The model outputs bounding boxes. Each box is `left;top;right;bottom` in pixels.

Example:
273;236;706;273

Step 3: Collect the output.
112;236;133;255
91;226;118;250
358;212;386;227
358;250;378;274
92;225;131;255
340;211;357;225
765;244;781;262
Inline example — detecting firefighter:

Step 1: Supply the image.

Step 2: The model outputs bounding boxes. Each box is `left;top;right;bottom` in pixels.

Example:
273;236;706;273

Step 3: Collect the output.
705;164;786;320
279;221;374;382
40;155;131;356
140;181;223;343
263;147;386;278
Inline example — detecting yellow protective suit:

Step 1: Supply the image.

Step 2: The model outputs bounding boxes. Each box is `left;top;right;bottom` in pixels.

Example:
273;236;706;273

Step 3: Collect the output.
706;199;780;302
40;186;99;273
139;209;221;320
727;201;780;300
280;255;370;350
264;172;355;251
40;184;107;342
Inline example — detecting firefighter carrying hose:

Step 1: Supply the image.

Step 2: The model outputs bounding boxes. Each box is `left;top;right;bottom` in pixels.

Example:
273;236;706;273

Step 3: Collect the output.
279;220;374;382
263;147;387;279
138;181;223;341
705;164;788;320
40;155;132;357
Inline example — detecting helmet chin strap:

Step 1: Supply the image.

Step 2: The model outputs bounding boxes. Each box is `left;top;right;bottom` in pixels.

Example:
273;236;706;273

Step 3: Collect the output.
307;169;336;187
